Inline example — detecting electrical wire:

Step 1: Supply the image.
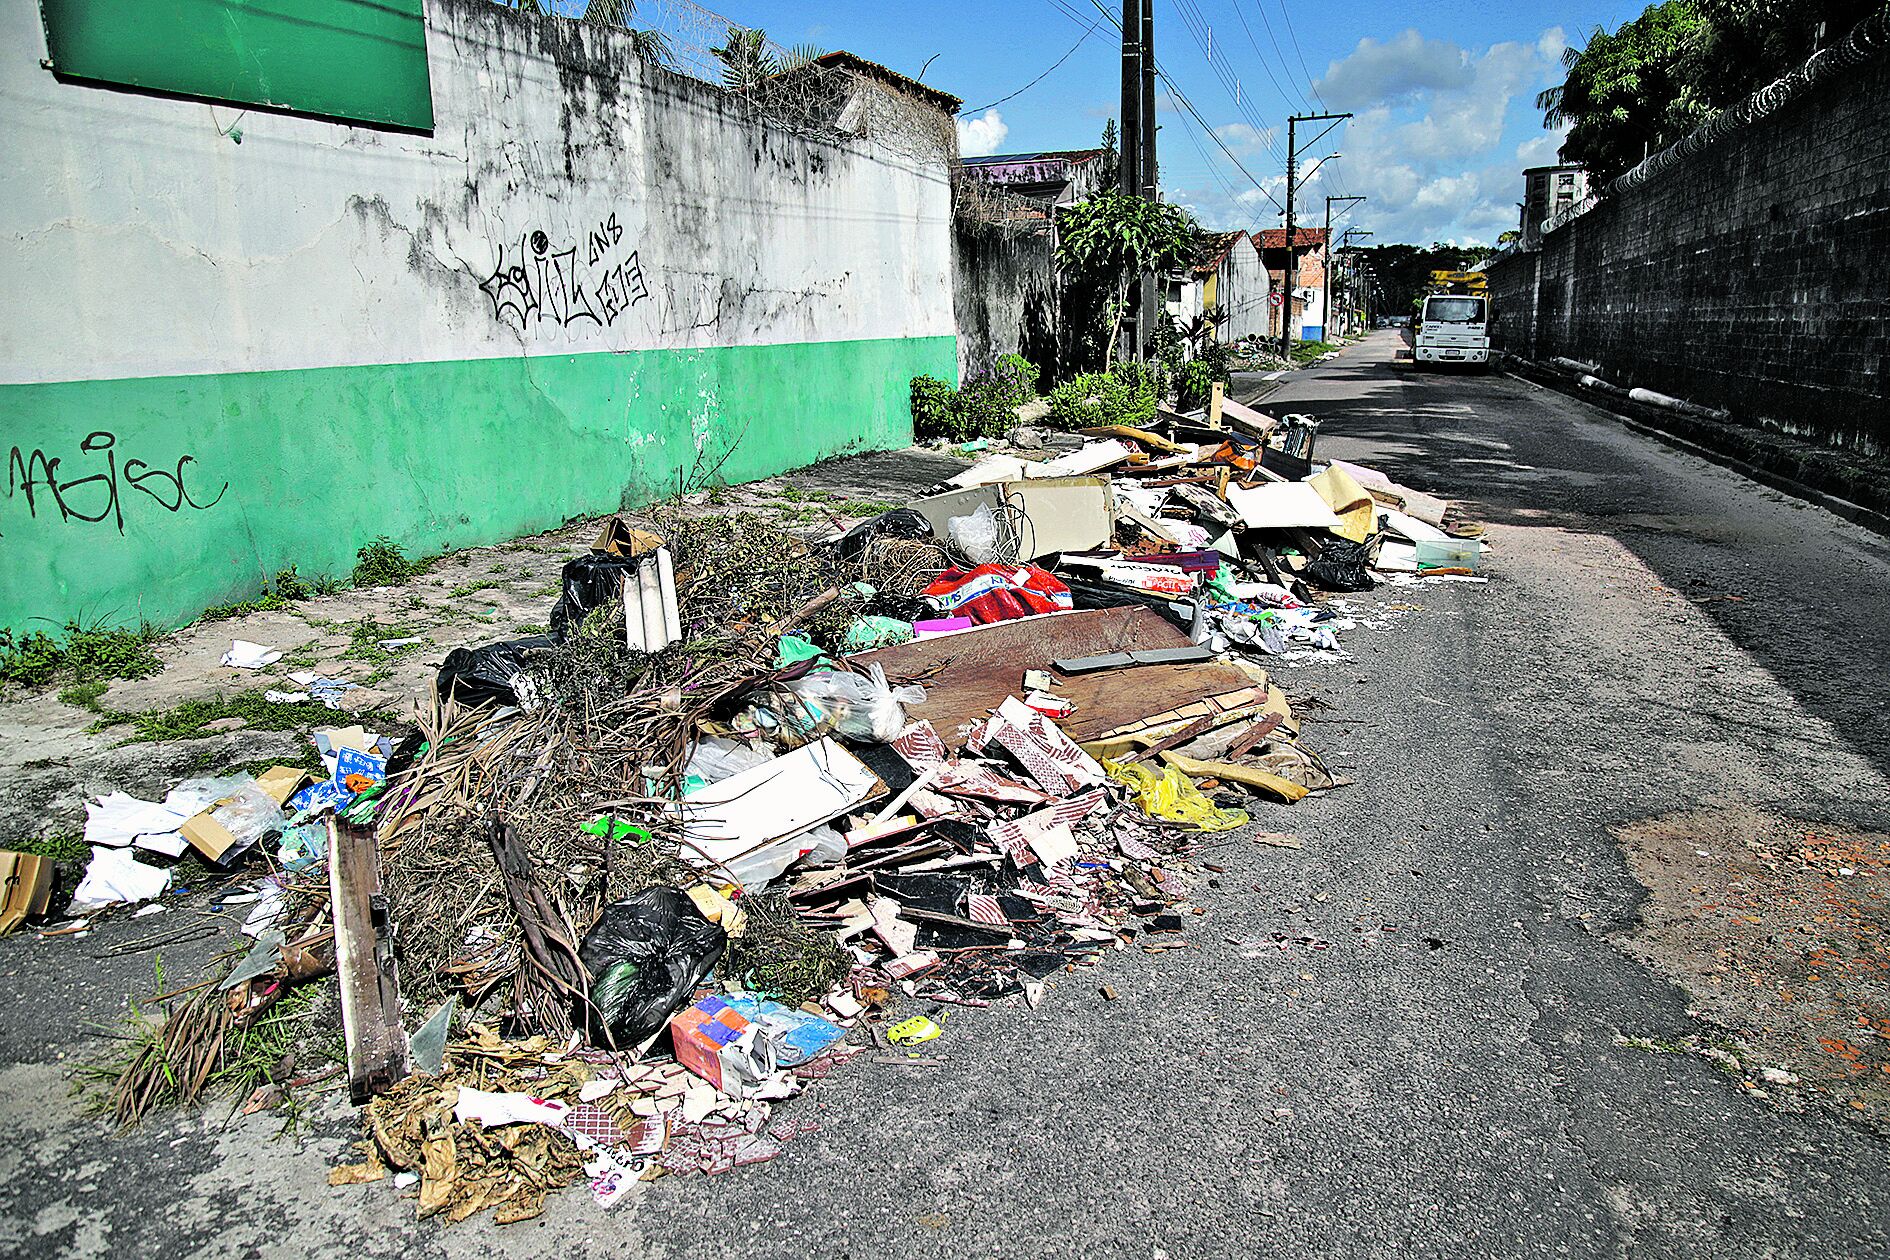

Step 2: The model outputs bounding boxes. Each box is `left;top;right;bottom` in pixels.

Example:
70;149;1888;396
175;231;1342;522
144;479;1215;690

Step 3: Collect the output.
957;18;1104;115
1060;0;1287;212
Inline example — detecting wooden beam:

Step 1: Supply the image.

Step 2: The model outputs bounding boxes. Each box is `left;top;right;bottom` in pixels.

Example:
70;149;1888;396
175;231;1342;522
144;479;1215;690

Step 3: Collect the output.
329;818;410;1104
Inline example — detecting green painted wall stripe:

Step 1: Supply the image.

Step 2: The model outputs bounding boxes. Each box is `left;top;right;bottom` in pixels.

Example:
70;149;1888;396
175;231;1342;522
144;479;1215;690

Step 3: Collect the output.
38;0;433;130
1;335;953;632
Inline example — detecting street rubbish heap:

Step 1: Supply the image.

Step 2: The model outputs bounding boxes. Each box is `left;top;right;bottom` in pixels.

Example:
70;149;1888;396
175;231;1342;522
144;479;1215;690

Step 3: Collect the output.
47;395;1487;1223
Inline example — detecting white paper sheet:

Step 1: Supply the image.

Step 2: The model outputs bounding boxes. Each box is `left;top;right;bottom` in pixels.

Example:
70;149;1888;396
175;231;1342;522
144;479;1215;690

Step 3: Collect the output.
1225;481;1344;531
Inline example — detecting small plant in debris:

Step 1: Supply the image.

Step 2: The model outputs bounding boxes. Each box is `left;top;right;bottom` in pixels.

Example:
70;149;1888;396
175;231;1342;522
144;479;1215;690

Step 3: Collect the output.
6;832;87;863
352;536;417;587
449;579;499;598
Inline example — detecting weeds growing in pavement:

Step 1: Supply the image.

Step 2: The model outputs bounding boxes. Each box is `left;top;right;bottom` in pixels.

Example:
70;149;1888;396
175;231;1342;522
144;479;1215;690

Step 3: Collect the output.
351;537;417;587
0;621;164;693
6;832;87;863
93;691;392;743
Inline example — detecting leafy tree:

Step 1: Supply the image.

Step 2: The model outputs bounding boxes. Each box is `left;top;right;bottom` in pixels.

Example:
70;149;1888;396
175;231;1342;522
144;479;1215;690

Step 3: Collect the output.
1538;2;1713;186
1096;120;1121;193
1355;244;1485;315
1056;191;1197;368
1685;0;1878;99
1538;0;1875;186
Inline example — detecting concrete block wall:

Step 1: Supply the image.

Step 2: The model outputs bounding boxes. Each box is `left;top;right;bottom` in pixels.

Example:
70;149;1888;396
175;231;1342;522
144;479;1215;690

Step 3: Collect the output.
1486;48;1890;456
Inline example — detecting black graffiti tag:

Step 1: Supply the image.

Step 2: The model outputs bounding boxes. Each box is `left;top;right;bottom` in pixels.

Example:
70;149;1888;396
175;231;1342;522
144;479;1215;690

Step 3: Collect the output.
481;213;651;331
5;431;227;537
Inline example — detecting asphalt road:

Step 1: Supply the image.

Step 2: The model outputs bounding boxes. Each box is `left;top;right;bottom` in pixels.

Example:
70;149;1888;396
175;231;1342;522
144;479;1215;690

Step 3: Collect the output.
5;331;1888;1258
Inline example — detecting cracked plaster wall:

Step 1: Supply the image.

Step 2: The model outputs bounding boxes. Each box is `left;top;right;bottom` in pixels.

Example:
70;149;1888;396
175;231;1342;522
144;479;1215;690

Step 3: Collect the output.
0;0;956;631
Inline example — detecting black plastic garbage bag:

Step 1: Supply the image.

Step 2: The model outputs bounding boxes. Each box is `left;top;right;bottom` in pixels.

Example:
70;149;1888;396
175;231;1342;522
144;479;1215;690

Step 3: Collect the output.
579;887;727;1047
835;508;933;564
436;635;557;707
1305;538;1378;592
548;553;642;639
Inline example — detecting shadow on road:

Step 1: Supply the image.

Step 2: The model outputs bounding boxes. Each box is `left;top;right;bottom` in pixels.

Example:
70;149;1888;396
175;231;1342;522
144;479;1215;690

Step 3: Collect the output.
1283;352;1890;788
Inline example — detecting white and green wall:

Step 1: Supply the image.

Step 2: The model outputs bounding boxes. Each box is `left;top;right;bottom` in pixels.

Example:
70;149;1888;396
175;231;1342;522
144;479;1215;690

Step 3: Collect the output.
1;0;957;633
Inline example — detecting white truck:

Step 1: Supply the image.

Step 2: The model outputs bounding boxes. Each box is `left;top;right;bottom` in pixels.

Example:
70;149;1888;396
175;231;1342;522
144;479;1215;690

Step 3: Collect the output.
1413;292;1492;369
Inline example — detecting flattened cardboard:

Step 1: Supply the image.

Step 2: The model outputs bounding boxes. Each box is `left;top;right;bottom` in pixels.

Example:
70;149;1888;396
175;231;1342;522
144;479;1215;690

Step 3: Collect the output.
0;851;54;936
255;765;313;806
181;812;245;863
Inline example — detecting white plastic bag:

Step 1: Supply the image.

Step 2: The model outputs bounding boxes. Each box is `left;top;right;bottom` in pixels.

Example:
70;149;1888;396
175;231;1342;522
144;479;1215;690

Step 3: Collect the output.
680;737;775;794
947;502;1004;565
782;664;924;743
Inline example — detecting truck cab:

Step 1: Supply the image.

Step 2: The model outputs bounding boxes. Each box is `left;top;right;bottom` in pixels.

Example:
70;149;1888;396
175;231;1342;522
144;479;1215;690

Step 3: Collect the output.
1414;294;1491;368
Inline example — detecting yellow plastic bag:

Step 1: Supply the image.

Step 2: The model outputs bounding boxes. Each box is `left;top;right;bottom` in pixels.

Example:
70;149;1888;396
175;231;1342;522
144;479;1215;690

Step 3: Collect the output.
1105;759;1250;832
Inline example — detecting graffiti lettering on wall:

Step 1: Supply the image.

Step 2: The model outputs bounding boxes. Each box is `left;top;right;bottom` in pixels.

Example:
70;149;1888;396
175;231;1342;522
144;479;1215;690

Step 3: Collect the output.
481;213;652;331
5;431;227;537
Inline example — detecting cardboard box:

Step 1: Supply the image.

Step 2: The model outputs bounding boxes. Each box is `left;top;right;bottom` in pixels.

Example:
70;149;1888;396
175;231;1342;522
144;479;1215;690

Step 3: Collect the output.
0;850;55;936
670;993;775;1097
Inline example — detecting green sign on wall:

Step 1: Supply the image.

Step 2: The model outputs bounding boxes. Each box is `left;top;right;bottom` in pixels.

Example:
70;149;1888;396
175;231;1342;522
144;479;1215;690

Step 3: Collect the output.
38;0;434;130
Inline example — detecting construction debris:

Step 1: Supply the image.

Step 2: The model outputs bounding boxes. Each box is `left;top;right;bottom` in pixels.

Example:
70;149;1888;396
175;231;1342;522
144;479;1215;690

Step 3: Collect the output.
50;396;1486;1222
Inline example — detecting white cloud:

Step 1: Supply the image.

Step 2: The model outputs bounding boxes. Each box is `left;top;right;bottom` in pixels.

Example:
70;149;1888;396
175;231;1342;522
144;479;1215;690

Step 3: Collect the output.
1169;24;1577;245
1213;122;1277;157
1315;30;1474;109
1515;132;1563;166
956;109;1009;158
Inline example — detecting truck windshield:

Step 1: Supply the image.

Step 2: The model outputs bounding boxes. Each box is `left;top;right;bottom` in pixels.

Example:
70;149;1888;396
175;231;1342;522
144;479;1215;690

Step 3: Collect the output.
1424;297;1485;324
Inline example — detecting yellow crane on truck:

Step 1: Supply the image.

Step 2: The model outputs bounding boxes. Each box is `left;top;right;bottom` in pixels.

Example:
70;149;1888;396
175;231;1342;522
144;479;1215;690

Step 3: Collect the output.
1413;271;1492;370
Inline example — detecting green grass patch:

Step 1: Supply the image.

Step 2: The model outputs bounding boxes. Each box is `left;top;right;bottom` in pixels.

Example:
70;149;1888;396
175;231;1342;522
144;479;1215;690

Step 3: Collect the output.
1291;339;1339;364
448;579;499;598
97;691;388;743
7;832;88;863
338;618;423;667
58;680;111;711
1;621;164;692
835;499;896;518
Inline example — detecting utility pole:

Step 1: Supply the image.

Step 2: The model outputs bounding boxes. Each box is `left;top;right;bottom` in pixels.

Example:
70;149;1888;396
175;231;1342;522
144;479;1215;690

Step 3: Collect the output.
1323;195;1363;340
1137;0;1157;355
1117;0;1142;364
1339;226;1373;335
1119;0;1140;198
1279;111;1351;363
1115;0;1159;361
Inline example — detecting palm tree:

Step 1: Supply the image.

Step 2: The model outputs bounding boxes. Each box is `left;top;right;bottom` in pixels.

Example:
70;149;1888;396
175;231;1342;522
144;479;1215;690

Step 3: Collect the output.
709;26;823;94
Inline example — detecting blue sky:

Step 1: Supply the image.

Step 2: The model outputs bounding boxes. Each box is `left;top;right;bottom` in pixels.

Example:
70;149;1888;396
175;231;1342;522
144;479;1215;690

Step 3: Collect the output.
704;0;1649;244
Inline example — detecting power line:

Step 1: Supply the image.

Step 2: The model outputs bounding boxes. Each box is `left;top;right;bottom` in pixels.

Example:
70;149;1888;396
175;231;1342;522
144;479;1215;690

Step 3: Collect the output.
958;19;1103;115
1166;0;1287;164
1066;0;1286;211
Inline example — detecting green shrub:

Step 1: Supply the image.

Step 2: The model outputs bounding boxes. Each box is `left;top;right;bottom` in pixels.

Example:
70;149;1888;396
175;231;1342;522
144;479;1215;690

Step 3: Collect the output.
910;358;1045;442
352;536;415;587
1177;359;1216;410
910;375;957;438
1;621;163;691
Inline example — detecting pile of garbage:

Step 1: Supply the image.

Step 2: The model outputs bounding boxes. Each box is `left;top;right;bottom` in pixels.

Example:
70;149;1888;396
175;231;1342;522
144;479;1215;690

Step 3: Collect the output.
29;394;1486;1222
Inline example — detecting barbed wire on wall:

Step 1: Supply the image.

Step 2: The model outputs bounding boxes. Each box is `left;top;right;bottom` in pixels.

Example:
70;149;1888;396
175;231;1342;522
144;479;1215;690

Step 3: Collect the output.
1610;2;1890;196
951;169;1060;233
1486;1;1890;262
497;0;957;164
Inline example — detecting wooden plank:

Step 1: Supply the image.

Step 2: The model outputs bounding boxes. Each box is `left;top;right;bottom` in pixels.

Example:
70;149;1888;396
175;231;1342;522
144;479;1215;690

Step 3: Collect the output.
329;818;409;1104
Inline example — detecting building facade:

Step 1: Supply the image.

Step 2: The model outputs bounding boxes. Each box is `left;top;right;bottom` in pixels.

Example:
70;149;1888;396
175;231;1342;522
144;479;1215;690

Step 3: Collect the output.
1258;227;1329;341
1520;164;1590;248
